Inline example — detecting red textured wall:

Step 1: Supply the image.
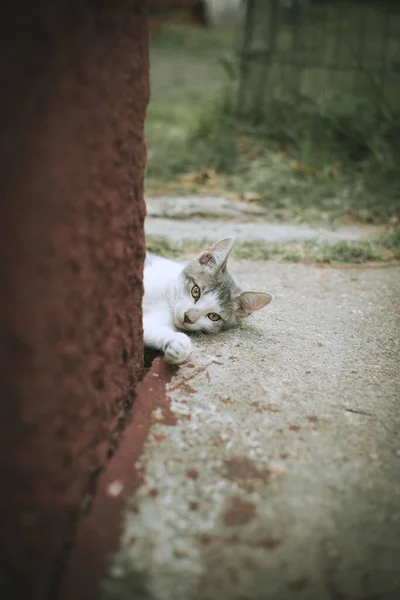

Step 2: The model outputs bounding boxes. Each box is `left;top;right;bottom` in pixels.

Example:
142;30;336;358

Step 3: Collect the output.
0;1;149;598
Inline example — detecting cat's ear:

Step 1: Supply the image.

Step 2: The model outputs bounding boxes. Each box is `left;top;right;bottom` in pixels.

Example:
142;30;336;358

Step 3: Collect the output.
199;237;235;270
234;291;273;318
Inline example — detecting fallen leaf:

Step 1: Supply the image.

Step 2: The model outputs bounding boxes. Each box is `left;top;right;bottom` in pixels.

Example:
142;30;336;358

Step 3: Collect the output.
238;137;252;151
328;165;339;178
270;465;287;476
242;191;261;203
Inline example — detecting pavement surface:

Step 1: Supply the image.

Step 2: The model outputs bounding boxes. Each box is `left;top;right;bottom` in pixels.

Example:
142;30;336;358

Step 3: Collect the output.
145;196;385;244
102;258;400;600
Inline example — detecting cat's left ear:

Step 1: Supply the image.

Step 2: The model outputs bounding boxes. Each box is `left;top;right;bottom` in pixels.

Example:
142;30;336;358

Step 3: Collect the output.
199;237;235;271
234;291;273;318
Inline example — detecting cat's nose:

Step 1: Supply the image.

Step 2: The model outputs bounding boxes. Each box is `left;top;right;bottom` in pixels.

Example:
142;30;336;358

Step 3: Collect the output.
183;312;193;324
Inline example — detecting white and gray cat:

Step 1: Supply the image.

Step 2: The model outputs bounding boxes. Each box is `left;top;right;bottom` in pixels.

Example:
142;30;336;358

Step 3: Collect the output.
143;237;272;365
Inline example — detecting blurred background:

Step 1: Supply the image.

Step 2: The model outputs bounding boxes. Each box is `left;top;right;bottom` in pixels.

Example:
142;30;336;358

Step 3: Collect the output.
146;0;399;232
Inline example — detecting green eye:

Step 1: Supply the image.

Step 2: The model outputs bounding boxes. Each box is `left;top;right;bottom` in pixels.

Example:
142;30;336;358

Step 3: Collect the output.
207;313;221;322
191;284;201;300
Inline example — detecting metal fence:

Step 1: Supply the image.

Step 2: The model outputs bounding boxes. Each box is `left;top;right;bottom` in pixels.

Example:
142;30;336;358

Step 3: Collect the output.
236;0;400;118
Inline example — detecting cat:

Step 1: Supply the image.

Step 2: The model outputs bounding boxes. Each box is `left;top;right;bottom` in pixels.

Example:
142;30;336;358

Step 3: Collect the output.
142;237;272;365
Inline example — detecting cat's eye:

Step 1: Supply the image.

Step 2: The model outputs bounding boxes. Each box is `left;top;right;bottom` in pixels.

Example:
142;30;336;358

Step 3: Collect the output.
191;285;201;300
207;312;221;322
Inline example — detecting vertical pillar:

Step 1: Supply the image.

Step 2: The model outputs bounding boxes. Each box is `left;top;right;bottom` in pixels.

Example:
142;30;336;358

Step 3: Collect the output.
0;1;149;598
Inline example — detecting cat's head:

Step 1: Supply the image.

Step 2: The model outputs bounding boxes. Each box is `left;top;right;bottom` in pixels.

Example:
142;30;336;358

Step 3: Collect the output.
172;237;273;333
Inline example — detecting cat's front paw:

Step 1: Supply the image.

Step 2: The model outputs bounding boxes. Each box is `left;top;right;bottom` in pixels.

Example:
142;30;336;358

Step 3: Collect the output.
164;333;192;365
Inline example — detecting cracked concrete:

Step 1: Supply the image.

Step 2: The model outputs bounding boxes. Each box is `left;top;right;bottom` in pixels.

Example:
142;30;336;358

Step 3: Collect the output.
102;260;400;600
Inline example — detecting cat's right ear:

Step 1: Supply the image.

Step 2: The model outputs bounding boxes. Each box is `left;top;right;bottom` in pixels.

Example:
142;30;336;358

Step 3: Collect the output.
198;237;235;270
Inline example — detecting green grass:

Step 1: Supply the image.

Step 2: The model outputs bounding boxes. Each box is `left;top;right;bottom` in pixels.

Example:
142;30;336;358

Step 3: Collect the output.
188;94;400;224
146;19;400;225
146;229;400;265
146;25;234;184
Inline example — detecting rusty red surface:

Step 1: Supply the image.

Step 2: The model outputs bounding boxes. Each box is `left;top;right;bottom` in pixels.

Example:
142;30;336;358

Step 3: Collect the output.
223;498;257;527
224;456;271;494
187;468;199;480
60;358;177;600
0;1;149;598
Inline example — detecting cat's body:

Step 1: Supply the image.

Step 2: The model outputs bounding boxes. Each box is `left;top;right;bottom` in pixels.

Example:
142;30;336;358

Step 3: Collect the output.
142;238;272;364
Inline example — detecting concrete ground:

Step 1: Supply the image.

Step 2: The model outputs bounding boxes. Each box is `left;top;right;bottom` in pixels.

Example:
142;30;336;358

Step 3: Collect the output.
103;257;400;600
145;196;386;244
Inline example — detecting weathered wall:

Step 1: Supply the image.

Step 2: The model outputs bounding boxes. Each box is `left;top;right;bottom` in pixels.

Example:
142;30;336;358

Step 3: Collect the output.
0;1;148;598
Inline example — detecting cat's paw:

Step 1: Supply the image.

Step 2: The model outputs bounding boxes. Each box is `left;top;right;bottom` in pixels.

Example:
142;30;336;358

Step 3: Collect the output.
164;333;192;365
